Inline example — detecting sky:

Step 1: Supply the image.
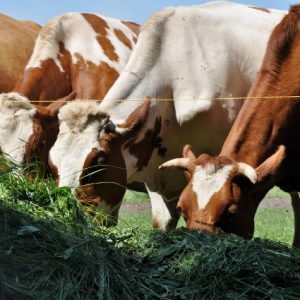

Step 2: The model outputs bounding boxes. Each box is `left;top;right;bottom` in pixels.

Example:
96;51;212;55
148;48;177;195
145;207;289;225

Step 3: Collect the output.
0;1;298;25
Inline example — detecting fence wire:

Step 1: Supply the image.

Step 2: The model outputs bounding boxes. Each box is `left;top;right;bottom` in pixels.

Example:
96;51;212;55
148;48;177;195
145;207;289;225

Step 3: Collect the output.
7;94;300;104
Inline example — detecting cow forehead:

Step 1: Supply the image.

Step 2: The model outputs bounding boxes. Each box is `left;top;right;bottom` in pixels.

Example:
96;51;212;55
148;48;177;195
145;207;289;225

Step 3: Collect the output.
0;92;34;113
192;164;234;209
50;121;102;189
0;111;34;163
58;100;108;132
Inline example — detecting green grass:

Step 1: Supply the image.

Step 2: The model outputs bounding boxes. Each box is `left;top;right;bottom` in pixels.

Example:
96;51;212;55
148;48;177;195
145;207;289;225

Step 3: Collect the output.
124;186;289;203
123;189;149;203
254;209;294;245
1;158;300;299
119;207;294;244
118;211;152;229
266;186;289;198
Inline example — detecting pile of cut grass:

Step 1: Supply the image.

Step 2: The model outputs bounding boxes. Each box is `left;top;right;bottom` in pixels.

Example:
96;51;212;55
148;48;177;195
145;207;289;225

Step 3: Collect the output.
1;158;300;299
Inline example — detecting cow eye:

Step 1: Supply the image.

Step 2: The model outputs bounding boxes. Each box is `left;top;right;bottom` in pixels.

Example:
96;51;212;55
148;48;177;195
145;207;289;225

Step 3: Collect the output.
96;150;107;165
223;202;238;220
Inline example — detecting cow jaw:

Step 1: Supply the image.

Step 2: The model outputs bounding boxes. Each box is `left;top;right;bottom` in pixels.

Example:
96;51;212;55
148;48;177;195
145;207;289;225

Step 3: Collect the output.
0;93;35;163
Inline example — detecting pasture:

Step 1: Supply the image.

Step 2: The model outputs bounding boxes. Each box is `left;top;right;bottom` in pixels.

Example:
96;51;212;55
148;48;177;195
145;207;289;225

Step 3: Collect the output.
1;159;300;299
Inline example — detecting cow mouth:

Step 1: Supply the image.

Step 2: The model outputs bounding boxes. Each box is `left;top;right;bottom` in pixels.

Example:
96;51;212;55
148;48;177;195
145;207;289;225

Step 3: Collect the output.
79;195;101;207
191;219;221;235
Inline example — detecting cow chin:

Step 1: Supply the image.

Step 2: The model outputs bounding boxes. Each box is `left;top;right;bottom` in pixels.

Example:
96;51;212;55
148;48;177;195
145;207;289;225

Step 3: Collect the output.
189;221;221;235
187;209;255;239
76;173;126;226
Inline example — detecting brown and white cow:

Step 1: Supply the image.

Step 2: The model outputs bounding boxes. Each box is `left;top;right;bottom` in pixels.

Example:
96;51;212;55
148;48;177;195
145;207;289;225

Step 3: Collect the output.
49;2;286;226
0;12;138;174
0;13;40;92
160;4;300;247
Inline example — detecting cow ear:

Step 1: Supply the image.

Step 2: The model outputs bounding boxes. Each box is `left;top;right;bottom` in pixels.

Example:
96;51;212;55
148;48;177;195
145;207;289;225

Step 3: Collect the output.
116;98;151;134
256;145;286;184
183;144;196;160
35;91;76;120
47;91;76;116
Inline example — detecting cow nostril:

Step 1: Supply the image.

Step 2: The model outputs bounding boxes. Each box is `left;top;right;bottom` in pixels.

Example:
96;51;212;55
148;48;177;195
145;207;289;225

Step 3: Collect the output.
99;149;106;156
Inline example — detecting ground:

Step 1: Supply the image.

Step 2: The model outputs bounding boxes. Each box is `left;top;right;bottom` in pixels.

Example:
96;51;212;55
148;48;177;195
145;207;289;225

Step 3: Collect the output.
120;196;292;213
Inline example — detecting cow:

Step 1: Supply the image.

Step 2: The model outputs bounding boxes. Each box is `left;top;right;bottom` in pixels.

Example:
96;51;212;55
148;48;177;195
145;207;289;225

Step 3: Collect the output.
0;13;40;92
0;12;138;175
159;4;300;247
49;2;286;227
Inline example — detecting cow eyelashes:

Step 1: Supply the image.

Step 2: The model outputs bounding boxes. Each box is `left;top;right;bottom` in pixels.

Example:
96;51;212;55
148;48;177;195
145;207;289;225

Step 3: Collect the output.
103;120;116;133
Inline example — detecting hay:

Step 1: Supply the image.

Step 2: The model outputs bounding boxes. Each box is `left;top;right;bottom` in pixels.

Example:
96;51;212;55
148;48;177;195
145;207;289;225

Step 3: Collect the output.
0;158;300;299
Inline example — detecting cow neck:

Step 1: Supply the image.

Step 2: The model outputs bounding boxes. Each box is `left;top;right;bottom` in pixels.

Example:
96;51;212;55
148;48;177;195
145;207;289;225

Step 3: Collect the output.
221;97;298;165
221;35;300;170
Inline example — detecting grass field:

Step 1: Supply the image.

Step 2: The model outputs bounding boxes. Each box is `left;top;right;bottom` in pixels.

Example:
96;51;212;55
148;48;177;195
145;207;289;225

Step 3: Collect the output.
120;189;294;245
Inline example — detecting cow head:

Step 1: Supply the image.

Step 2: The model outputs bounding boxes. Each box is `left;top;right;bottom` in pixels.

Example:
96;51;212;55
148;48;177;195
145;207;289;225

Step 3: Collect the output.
0;92;75;176
159;145;285;238
49;100;151;224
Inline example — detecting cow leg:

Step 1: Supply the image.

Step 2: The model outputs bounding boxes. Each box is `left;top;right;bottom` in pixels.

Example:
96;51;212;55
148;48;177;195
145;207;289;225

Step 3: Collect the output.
147;186;180;230
290;192;300;248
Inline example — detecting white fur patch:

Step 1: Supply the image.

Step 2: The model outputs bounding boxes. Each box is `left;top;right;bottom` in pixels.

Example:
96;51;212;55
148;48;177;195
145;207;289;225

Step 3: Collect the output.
192;164;233;209
148;188;172;230
0;93;35;163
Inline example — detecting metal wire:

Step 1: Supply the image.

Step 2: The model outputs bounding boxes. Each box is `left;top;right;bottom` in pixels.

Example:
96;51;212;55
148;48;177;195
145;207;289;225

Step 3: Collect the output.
9;94;300;104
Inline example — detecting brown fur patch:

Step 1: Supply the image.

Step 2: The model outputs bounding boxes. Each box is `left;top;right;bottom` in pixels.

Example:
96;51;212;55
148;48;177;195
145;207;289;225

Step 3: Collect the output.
82;13;108;36
78;137;127;212
0;14;39;92
82;13;118;62
14;42;72;103
72;53;119;99
25;106;61;177
114;29;132;49
257;4;300;82
121;20;140;37
97;36;119;62
126;117;167;171
249;6;270;13
117;100;151;131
